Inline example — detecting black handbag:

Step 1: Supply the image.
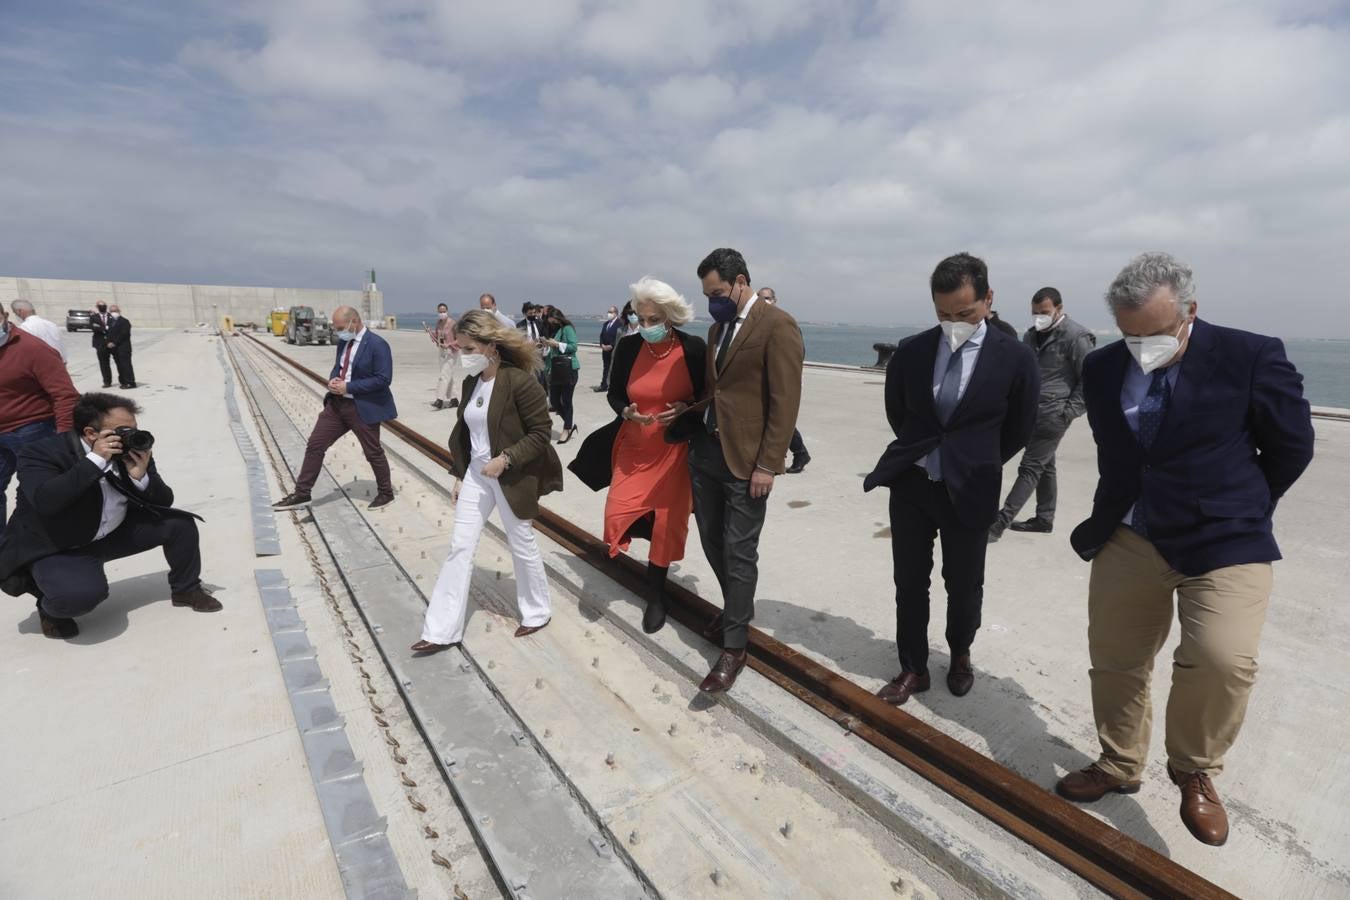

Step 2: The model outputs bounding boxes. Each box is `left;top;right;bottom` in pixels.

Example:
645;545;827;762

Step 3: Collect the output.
549;353;574;381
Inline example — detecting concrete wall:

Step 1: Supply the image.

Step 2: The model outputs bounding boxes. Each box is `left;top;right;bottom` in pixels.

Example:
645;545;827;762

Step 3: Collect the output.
0;276;384;329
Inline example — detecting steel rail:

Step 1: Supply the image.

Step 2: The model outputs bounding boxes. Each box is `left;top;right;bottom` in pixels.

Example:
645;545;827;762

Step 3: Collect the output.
243;331;1237;900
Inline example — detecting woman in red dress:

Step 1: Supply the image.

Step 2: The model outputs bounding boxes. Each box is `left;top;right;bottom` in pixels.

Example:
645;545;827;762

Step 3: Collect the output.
569;277;706;633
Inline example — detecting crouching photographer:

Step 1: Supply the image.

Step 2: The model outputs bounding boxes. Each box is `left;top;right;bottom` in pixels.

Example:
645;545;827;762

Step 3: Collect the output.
0;392;219;639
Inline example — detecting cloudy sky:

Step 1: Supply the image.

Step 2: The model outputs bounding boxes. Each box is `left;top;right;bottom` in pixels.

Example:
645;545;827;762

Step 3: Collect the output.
3;1;1348;336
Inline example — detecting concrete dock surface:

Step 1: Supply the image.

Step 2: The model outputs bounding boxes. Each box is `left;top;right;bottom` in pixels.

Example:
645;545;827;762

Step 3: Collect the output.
2;326;1346;898
268;327;1350;898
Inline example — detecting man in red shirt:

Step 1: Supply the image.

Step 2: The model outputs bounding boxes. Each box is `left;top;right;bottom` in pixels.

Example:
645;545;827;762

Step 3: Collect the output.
0;302;79;530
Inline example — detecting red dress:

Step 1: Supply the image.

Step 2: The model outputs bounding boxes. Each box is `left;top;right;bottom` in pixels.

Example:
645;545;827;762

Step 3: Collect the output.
604;341;695;567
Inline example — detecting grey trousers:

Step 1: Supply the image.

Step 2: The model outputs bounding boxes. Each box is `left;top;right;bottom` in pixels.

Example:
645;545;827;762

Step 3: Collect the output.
688;432;768;650
996;413;1070;527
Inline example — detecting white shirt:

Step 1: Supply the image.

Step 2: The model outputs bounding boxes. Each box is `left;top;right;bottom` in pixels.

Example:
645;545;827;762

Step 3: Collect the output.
718;291;760;354
522;319;542;341
464;376;496;463
338;327;366;397
18;315;67;362
489;309;516;329
82;439;151;542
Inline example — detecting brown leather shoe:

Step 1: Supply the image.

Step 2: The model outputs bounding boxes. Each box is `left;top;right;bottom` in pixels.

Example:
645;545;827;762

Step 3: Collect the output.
37;602;79;639
410;639;454;655
514;619;550;638
272;491;312;510
1056;765;1142;802
1169;764;1229;846
699;649;747;693
876;671;931;706
947;654;975;696
171;586;223;612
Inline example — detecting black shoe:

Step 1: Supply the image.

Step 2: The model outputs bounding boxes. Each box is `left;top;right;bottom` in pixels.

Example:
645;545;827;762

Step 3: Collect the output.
1010;517;1054;533
368;492;395;510
171;586;223;612
272;491;312;510
102;383;113;389
121;383;137;389
786;452;811;474
37;601;79;639
557;426;579;445
988;524;1005;543
592;385;607;392
432;399;444;410
447;398;459;409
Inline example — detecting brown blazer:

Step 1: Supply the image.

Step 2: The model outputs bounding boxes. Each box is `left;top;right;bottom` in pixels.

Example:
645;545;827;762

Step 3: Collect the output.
683;298;805;479
447;365;564;520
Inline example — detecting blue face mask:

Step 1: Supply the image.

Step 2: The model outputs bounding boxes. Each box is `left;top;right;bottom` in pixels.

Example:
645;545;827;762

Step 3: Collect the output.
337;328;357;342
627;313;639;325
639;323;668;343
708;294;738;324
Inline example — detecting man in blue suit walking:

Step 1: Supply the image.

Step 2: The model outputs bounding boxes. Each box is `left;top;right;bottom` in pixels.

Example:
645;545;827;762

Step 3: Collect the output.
1056;253;1314;847
273;306;399;510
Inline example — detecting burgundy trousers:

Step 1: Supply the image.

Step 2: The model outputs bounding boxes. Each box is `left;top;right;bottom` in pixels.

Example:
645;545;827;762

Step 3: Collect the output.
295;397;393;496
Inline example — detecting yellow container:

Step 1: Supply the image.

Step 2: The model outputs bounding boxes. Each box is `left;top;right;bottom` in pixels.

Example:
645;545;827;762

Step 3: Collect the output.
222;314;234;333
269;309;290;336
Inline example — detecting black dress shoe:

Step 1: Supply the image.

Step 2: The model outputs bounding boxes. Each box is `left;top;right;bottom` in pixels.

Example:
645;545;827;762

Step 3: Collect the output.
368;492;395;510
272;491;312;510
557;426;579;445
102;382;113;389
642;598;667;634
37;601;79;639
786;452;811;474
1009;517;1053;533
987;525;1005;544
947;654;975;696
171;586;223;612
699;649;747;693
432;399;444;410
447;398;459;409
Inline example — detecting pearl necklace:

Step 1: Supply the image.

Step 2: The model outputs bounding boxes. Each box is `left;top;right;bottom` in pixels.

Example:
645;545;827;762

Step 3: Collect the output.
645;334;677;360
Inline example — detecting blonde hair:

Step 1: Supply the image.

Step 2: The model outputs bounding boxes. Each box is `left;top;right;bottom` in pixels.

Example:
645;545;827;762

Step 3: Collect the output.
454;309;542;375
629;275;693;326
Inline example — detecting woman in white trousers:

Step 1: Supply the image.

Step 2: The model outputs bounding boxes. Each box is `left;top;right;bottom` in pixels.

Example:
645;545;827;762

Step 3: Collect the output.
429;302;462;410
413;310;566;653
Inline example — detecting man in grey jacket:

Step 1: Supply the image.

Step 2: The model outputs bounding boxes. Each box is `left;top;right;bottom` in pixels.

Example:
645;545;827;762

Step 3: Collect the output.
989;287;1095;541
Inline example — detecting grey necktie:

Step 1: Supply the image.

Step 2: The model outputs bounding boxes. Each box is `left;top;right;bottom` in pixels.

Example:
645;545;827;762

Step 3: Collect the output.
925;348;965;481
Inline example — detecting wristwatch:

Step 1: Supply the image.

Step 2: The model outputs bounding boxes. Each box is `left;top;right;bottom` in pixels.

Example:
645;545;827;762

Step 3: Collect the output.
501;450;513;470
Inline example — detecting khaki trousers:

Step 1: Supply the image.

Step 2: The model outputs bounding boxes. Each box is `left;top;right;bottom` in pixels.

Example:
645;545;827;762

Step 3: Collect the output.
1088;527;1272;780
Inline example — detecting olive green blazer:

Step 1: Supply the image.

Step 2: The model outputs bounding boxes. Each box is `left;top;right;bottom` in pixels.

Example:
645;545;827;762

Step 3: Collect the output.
447;365;564;520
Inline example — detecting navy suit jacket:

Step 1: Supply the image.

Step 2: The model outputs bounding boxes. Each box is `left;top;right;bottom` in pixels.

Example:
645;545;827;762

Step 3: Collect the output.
1069;319;1314;575
329;331;398;425
864;324;1040;529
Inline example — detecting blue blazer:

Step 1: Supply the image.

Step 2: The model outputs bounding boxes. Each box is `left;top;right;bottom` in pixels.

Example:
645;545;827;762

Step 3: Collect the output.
329;331;398;425
864;324;1040;529
1069;319;1314;576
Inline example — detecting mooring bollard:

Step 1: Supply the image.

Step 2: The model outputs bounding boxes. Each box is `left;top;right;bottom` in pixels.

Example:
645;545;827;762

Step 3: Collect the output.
870;342;897;369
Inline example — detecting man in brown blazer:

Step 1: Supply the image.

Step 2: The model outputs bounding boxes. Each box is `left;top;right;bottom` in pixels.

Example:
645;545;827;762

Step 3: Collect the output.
664;248;804;692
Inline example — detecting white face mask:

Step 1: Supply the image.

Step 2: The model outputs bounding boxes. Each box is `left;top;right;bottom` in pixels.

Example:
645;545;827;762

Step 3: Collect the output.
1126;320;1189;374
461;352;491;376
1033;314;1055;332
438;312;448;320
110;312;120;319
940;320;978;352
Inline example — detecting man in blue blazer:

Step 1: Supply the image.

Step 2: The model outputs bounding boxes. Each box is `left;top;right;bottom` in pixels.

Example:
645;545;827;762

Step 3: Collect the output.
1056;253;1314;847
864;253;1039;706
273;306;399;510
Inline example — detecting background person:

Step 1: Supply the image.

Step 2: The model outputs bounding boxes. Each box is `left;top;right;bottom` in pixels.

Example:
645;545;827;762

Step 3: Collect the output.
89;301;114;388
272;306;398;511
428;302;461;410
1057;253;1314;847
0;303;80;530
569;277;706;634
595;304;622;392
479;292;517;329
989;287;1095;541
668;247;804;694
758;287;811;474
0;392;219;640
863;252;1039;707
105;304;136;388
619;302;640;339
412;311;562;652
11;300;67;363
541;306;581;443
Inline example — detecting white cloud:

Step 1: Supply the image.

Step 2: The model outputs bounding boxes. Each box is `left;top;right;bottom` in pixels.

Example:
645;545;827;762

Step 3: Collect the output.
1;0;1349;339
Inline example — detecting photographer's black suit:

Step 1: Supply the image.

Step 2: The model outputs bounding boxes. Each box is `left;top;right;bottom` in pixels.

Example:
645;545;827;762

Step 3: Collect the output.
0;433;202;617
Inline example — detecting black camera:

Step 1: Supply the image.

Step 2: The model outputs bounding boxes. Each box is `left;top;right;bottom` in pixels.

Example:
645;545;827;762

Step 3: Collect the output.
114;425;155;453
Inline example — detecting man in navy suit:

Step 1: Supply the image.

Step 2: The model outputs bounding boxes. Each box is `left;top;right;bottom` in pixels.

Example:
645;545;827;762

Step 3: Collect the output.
273;306;399;511
864;253;1039;706
1055;253;1314;847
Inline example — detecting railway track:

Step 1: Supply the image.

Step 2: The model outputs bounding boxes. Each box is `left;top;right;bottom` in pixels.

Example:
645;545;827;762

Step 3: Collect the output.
241;330;1236;900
